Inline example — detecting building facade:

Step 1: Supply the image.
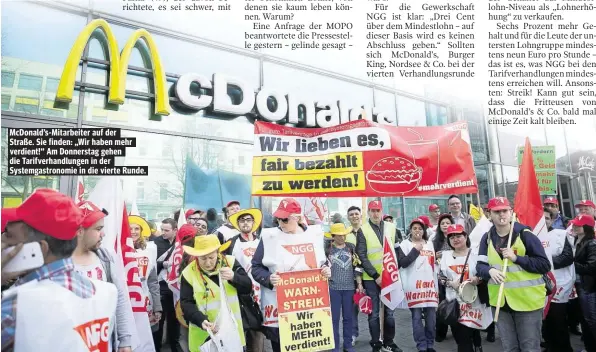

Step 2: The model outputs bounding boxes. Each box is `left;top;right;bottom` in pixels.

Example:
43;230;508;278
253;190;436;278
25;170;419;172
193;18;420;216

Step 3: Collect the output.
1;1;594;232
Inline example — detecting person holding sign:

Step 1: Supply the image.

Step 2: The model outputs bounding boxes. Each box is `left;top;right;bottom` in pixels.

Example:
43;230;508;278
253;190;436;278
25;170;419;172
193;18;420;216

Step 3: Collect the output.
397;218;438;352
251;198;331;352
355;200;403;352
439;224;491;352
179;234;253;351
475;197;550;352
324;223;363;352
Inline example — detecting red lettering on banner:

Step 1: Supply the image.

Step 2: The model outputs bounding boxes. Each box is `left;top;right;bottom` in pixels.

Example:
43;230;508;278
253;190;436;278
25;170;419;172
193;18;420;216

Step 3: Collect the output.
74;317;110;352
137;256;149;278
415;280;436;289
382;251;399;282
281;244;317;269
264;304;278;319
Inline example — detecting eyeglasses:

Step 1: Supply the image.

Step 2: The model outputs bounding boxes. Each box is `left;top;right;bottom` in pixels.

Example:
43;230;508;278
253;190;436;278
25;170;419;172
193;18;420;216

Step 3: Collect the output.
238;218;254;223
278;218;289;223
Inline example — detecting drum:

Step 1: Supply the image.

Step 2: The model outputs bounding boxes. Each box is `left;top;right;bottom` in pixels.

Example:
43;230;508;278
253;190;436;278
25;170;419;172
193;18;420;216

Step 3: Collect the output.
458;281;478;304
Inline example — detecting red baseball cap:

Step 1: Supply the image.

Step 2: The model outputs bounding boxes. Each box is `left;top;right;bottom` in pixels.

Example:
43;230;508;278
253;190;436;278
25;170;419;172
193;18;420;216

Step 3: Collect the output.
77;200;108;228
226;200;240;208
446;224;466;236
273;198;301;219
575;200;596;209
429;204;440;212
410;218;426;228
368;200;382;210
185;209;204;219
383;215;393;221
418;215;432;228
487;197;511;211
543;197;558;205
177;224;198;243
1;188;83;240
570;214;595;227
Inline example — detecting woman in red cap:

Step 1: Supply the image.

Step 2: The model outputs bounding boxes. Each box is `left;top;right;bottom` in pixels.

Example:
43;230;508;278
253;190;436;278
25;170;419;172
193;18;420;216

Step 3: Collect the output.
439;224;490;352
251;198;331;352
397;218;439;352
570;214;596;351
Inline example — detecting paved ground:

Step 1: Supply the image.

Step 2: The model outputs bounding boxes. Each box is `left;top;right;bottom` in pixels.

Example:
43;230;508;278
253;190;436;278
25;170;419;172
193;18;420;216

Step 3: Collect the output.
163;309;585;351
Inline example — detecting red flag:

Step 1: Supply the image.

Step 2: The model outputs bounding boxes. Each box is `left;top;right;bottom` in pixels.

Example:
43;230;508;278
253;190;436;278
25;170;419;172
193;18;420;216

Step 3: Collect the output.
380;235;405;310
514;138;547;237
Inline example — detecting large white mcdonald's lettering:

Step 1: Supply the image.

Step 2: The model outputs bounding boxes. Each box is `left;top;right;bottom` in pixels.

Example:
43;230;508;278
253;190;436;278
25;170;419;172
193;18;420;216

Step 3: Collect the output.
56;19;170;116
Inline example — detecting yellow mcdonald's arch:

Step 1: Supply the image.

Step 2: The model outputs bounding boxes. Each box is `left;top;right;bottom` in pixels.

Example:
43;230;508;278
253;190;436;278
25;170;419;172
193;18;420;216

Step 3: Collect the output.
56;19;170;116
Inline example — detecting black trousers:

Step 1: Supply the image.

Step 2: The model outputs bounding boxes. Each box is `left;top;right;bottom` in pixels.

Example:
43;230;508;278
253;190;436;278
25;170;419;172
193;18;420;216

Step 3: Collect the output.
450;323;481;352
543;302;573;352
567;298;581;329
153;288;181;352
436;283;449;338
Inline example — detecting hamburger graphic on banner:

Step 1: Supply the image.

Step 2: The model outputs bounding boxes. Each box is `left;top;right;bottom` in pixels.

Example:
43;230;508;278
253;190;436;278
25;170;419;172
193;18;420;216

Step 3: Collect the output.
251;120;478;198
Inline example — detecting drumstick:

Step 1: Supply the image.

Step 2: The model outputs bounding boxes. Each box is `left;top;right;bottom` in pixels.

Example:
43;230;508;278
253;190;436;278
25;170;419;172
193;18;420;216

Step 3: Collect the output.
493;213;517;322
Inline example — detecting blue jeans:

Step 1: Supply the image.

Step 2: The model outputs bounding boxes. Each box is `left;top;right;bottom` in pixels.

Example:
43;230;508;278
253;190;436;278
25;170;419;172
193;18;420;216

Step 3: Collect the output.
577;287;596;352
363;280;396;346
330;289;355;351
410;307;436;351
353;302;359;337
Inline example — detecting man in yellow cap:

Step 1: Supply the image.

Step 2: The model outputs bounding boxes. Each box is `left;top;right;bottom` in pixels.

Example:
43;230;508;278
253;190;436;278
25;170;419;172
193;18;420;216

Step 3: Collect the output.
179;235;253;351
227;208;265;352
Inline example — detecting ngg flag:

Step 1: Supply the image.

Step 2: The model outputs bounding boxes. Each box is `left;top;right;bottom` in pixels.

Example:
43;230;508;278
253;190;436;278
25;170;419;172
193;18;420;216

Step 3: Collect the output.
252;120;478;197
381;234;405;310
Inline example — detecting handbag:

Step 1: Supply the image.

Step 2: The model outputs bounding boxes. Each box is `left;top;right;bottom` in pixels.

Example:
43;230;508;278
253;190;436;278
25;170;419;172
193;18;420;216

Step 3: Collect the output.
239;292;263;330
543;273;555;296
436;250;471;326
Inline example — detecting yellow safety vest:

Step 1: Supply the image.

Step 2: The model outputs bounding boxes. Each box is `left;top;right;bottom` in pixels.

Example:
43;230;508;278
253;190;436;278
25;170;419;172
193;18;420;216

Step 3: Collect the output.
181;255;245;349
361;221;396;281
487;234;546;311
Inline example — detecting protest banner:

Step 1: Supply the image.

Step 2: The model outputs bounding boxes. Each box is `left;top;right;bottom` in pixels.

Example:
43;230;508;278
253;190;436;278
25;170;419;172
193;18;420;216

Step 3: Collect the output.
517;145;557;195
252;120;478;197
277;269;334;352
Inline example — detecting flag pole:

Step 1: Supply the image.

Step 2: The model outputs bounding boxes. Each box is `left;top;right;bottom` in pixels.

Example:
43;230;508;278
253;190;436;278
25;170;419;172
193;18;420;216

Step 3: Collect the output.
493;212;517;322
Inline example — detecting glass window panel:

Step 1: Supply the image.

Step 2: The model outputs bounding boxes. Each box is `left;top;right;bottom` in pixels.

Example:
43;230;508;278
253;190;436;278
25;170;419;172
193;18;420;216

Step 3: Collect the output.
17;74;43;90
1;95;10;110
1;128;60;206
492;163;505;197
475;164;490;205
403;197;449;232
397;96;427;127
14;96;39;114
502;165;519;204
45;78;60;93
497;124;547;166
425;103;448;126
2;71;15;87
468;121;489;164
